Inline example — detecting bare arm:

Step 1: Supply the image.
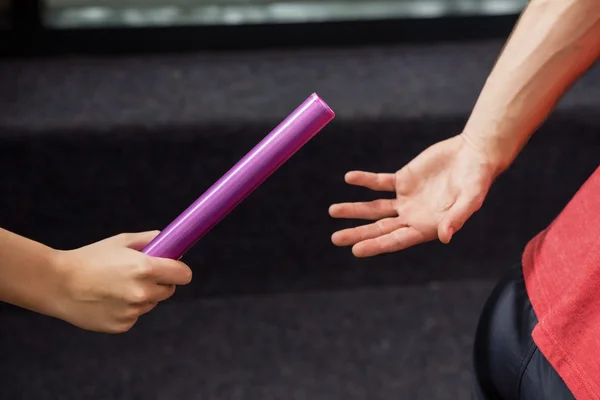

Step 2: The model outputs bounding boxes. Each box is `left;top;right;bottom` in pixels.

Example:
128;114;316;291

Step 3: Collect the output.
0;228;64;317
330;0;600;255
0;228;192;333
462;0;600;174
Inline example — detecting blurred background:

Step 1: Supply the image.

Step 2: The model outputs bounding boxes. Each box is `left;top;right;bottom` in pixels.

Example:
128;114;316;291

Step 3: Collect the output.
8;0;529;29
44;0;527;27
0;1;598;399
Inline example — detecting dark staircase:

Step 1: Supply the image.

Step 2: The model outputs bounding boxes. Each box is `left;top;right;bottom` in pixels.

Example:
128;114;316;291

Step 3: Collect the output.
0;39;598;399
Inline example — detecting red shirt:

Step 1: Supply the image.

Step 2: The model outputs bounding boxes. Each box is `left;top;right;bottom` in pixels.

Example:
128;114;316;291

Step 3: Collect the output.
523;165;600;400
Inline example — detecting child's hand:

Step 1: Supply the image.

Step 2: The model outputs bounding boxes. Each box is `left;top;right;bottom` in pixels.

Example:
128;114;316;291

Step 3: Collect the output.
53;231;192;333
329;134;498;257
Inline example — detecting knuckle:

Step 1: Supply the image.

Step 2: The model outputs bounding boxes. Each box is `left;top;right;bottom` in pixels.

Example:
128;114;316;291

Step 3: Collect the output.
127;287;150;304
133;259;154;278
105;326;121;334
374;220;386;235
115;232;132;242
106;322;134;334
165;284;176;295
167;285;177;297
125;305;143;319
372;199;387;210
394;168;411;194
108;326;126;334
470;194;485;211
118;320;137;333
160;286;176;301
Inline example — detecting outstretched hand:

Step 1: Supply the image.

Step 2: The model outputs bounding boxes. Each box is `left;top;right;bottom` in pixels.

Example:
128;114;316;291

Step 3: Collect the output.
329;134;498;257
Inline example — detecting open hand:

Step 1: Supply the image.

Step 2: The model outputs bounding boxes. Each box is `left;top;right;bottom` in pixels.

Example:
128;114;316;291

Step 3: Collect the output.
329;134;498;257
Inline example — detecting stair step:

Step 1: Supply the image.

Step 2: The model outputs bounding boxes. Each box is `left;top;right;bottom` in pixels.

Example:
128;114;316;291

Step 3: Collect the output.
0;112;598;298
0;280;494;400
2;41;598;131
0;41;598;298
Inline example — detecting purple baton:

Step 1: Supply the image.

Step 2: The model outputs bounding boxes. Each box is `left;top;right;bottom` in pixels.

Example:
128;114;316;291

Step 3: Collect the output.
142;93;335;259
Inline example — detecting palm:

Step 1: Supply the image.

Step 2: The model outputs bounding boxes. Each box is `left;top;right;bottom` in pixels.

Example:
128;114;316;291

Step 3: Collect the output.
329;135;495;257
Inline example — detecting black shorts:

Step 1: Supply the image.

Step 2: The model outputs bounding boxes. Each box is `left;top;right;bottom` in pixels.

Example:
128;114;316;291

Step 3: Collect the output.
471;264;575;400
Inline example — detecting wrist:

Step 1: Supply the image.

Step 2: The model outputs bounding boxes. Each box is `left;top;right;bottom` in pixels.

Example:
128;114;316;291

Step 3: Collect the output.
21;247;71;320
44;249;75;320
459;131;515;178
0;247;65;317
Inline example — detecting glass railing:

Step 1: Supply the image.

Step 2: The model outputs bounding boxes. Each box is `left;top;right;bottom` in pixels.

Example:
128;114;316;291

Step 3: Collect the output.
44;0;527;28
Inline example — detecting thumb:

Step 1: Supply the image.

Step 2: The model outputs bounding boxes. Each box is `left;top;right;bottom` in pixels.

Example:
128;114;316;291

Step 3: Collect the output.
109;231;161;250
438;195;484;244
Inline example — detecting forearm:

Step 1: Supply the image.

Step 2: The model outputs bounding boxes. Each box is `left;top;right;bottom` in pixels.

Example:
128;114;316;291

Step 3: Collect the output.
0;228;64;316
463;0;600;173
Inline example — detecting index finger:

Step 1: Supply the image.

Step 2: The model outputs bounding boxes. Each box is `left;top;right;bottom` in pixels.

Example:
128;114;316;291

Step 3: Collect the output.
345;171;395;192
148;258;193;285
